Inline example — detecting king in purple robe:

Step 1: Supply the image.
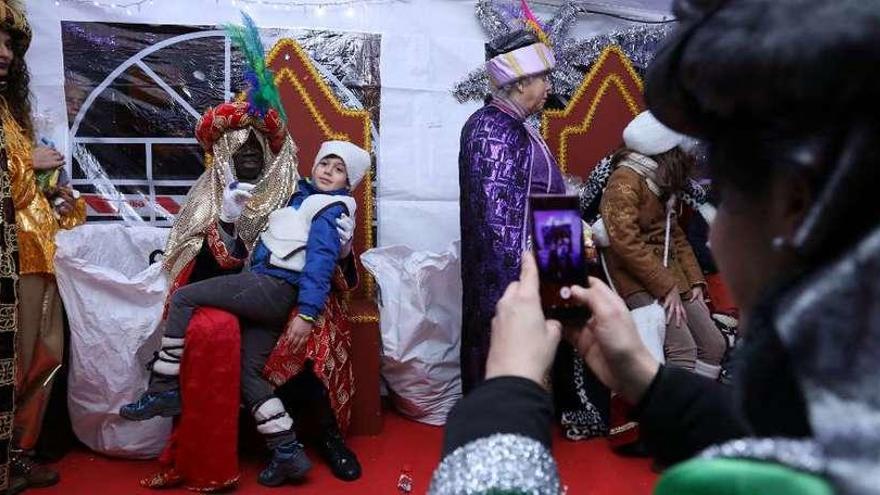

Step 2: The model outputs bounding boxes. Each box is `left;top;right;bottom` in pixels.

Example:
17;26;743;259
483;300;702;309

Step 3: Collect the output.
458;29;566;393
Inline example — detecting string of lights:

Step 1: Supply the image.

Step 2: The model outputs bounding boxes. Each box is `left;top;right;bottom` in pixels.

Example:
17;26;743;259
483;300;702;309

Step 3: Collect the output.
55;0;670;23
54;0;404;16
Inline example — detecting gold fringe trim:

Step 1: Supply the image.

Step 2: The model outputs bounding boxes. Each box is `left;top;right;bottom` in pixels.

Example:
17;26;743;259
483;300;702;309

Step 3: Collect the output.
541;45;643;174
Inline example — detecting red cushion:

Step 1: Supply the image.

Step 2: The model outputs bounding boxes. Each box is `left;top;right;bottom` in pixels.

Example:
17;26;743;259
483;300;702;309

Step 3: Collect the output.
174;308;241;490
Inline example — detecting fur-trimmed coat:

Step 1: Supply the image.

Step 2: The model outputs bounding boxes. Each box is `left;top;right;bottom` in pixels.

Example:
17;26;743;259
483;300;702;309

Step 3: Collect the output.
600;166;705;299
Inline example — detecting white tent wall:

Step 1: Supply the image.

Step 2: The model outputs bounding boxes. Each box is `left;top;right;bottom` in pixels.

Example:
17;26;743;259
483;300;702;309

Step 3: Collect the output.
25;0;671;254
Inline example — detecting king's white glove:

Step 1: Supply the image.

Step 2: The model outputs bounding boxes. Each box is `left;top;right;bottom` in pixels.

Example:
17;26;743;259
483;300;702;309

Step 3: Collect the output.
336;214;355;258
219;182;256;223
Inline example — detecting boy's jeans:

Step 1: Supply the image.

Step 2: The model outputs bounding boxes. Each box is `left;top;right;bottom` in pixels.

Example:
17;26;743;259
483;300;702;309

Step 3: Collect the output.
162;272;298;410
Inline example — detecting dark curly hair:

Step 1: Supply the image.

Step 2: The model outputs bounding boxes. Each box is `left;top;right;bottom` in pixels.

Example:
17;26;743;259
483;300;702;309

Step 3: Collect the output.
1;26;33;139
653;147;695;199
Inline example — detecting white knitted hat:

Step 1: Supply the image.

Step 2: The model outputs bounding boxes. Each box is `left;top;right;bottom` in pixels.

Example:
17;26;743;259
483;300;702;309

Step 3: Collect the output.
623;111;689;156
314;140;371;189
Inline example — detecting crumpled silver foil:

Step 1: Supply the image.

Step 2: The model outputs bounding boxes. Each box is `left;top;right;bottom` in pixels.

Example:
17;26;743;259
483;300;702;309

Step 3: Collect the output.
551;23;673;97
454;0;675;103
262;28;381;122
475;0;513;41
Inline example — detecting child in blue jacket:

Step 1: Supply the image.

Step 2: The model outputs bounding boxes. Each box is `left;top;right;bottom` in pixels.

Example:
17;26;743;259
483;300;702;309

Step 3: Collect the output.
121;140;370;485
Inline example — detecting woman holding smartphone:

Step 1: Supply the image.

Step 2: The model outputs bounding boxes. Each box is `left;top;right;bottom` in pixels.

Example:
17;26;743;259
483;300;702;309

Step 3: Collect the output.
432;0;880;493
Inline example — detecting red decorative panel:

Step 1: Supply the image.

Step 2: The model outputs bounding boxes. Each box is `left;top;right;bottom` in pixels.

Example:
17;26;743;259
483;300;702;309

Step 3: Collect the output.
542;46;645;180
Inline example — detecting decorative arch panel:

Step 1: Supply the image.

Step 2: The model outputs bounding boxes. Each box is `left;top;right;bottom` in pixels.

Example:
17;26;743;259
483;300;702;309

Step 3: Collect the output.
541;46;645;179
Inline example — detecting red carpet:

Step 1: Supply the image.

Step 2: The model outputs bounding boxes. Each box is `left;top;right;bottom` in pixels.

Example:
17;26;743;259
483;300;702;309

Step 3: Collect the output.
39;411;656;494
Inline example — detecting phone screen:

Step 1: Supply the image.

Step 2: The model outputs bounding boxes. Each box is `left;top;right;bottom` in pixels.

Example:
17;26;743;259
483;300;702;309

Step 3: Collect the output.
530;195;589;322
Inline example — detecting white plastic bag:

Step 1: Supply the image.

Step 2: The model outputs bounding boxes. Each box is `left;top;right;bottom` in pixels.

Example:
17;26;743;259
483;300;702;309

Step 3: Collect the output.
54;224;172;458
596;228;667;364
360;241;462;426
630;302;667;364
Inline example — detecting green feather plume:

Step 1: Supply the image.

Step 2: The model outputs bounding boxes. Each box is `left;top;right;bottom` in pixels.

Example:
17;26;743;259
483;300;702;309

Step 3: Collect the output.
225;12;287;122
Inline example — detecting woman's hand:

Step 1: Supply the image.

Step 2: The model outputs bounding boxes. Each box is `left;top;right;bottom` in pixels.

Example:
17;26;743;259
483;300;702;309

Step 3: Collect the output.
663;287;687;327
566;278;660;404
33;146;64;171
45;185;76;215
485;251;562;387
689;286;706;304
54;186;76;215
282;316;313;354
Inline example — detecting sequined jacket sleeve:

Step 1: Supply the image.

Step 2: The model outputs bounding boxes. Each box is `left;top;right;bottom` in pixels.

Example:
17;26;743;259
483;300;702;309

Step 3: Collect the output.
600;167;677;298
459;107;532;349
7;140;36;210
4;111;60;275
57;197;87;230
429;377;561;494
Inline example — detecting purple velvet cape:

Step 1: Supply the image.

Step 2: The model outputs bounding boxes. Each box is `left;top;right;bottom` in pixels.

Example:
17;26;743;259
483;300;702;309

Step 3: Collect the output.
458;103;564;393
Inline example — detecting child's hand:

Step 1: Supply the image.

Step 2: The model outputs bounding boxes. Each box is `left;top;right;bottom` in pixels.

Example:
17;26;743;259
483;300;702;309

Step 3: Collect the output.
55;189;76;215
282;316;314;354
46;185;77;216
336;214;355;258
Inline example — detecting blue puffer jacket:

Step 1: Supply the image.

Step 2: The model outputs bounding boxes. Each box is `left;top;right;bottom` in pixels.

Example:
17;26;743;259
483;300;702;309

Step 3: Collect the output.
250;179;349;319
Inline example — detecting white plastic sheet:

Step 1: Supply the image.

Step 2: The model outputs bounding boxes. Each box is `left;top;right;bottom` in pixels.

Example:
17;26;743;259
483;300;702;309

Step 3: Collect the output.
26;1;672;255
361;242;462;426
54;224;172;458
630;302;667;364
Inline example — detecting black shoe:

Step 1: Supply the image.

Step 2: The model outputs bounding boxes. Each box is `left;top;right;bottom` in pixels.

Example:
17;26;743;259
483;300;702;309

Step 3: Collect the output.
651;458;670;473
119;389;181;421
258;441;312;487
9;450;60;490
6;476;27;495
316;428;361;481
613;438;651;458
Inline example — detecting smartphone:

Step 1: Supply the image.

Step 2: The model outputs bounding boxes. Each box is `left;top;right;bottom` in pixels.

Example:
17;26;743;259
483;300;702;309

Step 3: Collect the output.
529;195;590;323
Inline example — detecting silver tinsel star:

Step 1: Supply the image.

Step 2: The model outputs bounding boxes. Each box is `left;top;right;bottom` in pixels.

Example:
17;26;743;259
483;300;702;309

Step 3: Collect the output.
453;0;676;103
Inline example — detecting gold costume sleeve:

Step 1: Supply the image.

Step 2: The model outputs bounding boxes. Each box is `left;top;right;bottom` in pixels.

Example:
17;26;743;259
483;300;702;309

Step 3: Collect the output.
57;197;87;230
